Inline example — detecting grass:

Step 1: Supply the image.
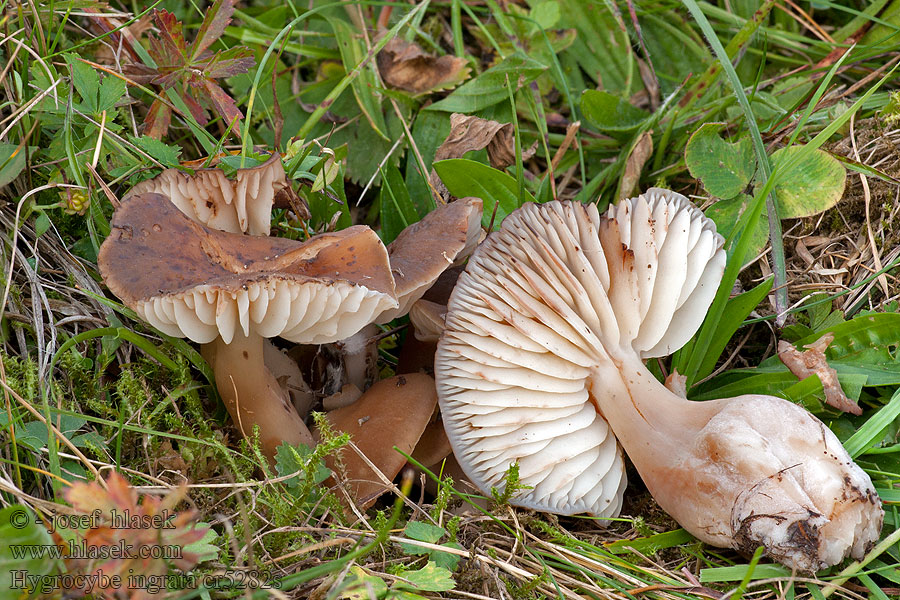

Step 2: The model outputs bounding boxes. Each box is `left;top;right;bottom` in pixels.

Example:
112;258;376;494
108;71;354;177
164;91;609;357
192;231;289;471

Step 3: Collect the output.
2;0;900;598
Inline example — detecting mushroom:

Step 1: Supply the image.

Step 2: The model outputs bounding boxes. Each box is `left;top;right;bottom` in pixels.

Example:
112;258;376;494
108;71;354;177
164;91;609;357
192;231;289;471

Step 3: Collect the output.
435;189;882;570
318;197;483;391
98;192;398;458
375;196;482;323
319;373;438;508
126;153;290;236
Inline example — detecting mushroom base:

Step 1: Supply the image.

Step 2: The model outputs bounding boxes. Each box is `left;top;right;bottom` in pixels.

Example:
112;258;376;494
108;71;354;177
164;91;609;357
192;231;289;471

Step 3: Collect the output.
202;331;314;460
592;353;883;572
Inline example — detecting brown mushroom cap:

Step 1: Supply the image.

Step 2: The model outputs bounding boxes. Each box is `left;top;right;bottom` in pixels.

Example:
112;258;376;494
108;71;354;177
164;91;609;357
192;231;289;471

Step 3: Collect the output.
127;153;289;236
375;197;482;323
98;192;397;345
322;373;438;507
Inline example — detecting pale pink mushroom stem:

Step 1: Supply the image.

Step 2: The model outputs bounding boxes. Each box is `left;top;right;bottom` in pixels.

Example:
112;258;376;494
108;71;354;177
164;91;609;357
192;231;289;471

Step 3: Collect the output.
202;331;313;459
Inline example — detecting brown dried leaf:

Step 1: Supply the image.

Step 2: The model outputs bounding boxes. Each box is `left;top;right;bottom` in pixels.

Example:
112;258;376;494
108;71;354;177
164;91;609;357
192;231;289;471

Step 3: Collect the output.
777;333;861;415
376;38;470;95
618;131;653;200
429;113;538;202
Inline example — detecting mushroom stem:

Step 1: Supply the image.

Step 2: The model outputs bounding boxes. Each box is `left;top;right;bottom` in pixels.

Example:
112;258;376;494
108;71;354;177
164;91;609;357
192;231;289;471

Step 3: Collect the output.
591;351;882;572
202;331;314;459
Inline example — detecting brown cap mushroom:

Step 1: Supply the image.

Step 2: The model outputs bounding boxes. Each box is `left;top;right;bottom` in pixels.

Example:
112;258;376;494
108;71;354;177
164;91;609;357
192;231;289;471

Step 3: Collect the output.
127;153;290;236
436;189;882;571
320;373;438;508
98;192;398;458
375;197;482;323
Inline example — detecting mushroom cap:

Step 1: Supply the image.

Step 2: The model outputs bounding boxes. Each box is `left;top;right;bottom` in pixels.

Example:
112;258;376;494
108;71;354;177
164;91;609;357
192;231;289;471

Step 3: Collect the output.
323;373;438;508
435;190;725;517
98;192;398;345
375;197;483;323
408;299;446;343
127;153;289;236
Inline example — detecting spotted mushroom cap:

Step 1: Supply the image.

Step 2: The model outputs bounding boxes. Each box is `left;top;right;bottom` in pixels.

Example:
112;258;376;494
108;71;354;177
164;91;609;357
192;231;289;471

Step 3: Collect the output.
98;192;398;345
435;189;725;517
375;197;483;323
126;153;289;236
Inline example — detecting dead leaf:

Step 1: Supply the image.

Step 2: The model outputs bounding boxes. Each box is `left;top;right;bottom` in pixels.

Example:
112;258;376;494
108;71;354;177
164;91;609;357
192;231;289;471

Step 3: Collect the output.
377;38;470;95
777;333;861;415
429;113;538;202
618;131;653;201
63;471;206;600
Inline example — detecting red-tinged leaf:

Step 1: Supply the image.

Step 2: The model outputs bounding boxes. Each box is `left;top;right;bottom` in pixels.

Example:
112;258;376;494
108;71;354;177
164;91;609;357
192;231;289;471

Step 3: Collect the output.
152;10;187;64
191;0;236;61
180;85;210;125
152;70;183;90
148;33;182;72
202;46;256;79
202;78;243;136
144;99;172;139
121;62;157;85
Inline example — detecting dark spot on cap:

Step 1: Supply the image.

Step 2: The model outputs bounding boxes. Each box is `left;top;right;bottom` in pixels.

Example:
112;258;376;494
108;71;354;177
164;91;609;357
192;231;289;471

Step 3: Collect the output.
397;375;407;386
242;351;249;359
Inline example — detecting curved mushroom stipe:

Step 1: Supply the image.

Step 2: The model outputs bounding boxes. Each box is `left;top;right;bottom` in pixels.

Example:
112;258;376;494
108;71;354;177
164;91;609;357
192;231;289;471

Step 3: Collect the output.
99;192;398;346
202;331;314;459
436;191;882;570
127;153;289;236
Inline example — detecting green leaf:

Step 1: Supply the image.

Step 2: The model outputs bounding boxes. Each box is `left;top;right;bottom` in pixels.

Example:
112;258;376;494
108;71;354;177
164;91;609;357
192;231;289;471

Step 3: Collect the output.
129;135;183;167
691;277;773;383
379;165;419;244
64;53;99;113
685;123;756;199
553;0;637;94
339;566;389;599
427;52;547;113
0;505;64;599
433;158;534;228
704;194;767;259
399;521;461;571
0;142;30;187
402;521;445;547
580;90;649;133
34;213;51;238
182;524;220;563
396;562;456;592
605;528;694;555
770;145;847;218
274;442;331;494
97;75;126;113
328;17;389;139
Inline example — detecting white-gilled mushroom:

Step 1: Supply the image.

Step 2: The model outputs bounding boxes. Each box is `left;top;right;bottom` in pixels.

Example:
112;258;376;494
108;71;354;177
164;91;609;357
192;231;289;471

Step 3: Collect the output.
126;153;290;236
436;189;882;571
98;192;398;458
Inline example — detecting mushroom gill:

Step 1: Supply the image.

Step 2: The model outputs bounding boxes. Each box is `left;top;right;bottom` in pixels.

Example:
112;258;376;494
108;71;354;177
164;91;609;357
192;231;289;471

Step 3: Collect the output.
435;190;882;571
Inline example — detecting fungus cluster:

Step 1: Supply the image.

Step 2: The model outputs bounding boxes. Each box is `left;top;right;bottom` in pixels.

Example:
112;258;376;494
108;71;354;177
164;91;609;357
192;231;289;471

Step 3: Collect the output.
435;189;883;571
99;156;482;478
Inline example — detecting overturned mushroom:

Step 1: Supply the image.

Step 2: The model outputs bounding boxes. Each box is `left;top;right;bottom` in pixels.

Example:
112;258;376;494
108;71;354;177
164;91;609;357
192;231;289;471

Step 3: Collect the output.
99;192;398;458
127;153;291;235
436;190;882;571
